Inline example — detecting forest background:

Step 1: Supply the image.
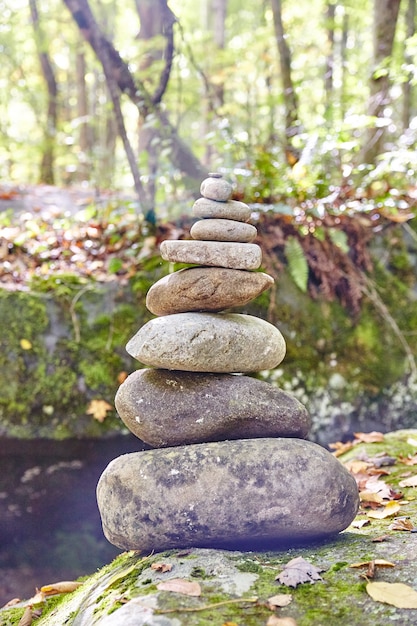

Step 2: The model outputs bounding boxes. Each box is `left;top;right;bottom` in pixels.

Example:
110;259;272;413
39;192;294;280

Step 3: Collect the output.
0;0;417;445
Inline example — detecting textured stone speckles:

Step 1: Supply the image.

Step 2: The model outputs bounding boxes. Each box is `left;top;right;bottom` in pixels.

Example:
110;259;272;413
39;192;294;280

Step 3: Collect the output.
146;267;274;316
115;369;311;447
190;218;257;243
125;312;286;373
192;197;252;221
96;438;360;551
159;240;262;270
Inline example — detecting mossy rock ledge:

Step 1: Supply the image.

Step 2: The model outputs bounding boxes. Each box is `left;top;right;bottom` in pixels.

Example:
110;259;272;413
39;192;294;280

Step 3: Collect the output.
1;249;417;441
3;430;417;626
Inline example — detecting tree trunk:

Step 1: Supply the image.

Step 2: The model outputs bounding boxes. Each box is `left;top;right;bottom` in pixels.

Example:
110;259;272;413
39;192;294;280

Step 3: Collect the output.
75;48;93;181
29;0;58;185
134;0;176;205
270;0;302;162
402;0;416;131
62;0;207;188
361;0;402;164
324;2;336;122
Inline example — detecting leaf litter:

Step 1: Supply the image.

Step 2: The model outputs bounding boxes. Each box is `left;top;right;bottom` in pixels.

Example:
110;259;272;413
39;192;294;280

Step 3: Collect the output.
275;557;323;588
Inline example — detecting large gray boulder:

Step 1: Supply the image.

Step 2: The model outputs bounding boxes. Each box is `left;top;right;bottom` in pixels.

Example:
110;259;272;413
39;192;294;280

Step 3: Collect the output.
96;438;359;552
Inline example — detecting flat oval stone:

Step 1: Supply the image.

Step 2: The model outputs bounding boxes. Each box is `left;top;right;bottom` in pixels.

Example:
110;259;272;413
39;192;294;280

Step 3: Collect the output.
200;177;233;201
115;369;311;447
193;197;251;222
97;438;360;551
190;219;257;243
160;240;262;270
146;267;274;315
126;312;286;373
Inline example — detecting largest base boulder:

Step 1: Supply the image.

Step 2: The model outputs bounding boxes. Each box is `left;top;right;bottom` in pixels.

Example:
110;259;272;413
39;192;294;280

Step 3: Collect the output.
97;438;359;552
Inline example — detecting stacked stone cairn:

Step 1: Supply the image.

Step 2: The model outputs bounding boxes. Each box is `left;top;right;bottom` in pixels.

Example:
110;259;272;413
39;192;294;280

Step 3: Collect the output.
97;173;359;551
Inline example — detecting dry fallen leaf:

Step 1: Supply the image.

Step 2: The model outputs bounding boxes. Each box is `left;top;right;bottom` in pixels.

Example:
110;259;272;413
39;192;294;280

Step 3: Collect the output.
351;519;371;529
18;607;33;626
156;578;201;597
350;559;395;569
2;598;21;608
40;581;82;596
330;441;355;457
266;617;298;626
86;399;113;422
24;590;45;606
371;534;390;542
399;454;417;466
354;431;385;443
359;491;383;504
275;556;323;588
151;562;173;573
399;475;417;488
267;593;293;608
366;581;417;608
367;501;401;519
389;517;416;531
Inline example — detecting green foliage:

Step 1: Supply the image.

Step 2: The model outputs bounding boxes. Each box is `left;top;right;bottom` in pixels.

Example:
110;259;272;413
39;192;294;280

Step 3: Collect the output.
284;236;309;292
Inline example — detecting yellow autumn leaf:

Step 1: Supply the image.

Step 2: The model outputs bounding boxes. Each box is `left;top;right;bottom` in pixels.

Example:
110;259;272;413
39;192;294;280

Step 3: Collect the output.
40;581;82;596
86;399;113;422
366;581;417;609
20;339;32;350
360;491;383;504
367;501;401;519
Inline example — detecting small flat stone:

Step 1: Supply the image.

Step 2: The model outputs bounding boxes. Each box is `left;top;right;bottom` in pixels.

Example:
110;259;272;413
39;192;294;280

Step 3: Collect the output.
115;369;311;447
190;219;257;243
200;177;233;201
160;240;262;270
146;267;274;315
193;197;251;222
96;438;360;551
126;312;286;373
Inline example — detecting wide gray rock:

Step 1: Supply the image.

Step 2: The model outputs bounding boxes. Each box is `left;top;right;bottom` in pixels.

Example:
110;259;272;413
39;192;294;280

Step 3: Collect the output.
97;438;360;551
160;240;262;270
192;197;252;221
200;176;233;201
115;369;311;446
146;267;274;316
190;218;257;242
126;312;286;373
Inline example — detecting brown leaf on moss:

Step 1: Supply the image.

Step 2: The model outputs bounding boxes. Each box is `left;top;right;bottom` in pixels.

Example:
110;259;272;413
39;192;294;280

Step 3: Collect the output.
40;581;82;596
156;578;201;596
151;562;173;573
354;431;385;443
389;517;416;531
275;557;323;587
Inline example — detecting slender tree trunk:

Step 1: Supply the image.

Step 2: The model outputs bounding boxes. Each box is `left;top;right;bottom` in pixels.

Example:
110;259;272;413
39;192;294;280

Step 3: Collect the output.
29;0;58;185
340;10;349;120
325;2;336;122
270;0;302;162
75;48;92;181
402;0;416;130
134;0;176;205
361;0;401;164
62;0;207;188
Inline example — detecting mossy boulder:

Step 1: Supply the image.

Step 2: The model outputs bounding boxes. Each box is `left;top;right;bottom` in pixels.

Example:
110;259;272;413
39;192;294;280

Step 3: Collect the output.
2;430;417;626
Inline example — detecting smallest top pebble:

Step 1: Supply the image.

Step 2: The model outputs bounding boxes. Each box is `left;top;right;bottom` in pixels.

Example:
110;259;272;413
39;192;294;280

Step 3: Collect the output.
200;173;233;202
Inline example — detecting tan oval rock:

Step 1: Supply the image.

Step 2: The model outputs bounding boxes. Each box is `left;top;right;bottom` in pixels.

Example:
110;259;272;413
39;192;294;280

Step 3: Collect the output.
125;312;286;373
192;197;251;221
97;438;360;551
200;177;233;201
146;267;274;315
159;240;262;270
115;369;311;447
190;219;257;243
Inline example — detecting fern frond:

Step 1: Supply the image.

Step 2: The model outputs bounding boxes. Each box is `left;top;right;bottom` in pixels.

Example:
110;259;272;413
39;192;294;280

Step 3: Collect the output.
284;236;309;292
